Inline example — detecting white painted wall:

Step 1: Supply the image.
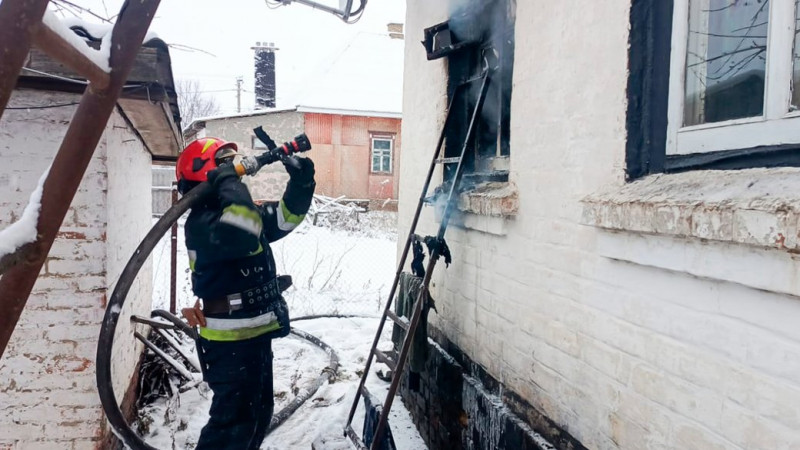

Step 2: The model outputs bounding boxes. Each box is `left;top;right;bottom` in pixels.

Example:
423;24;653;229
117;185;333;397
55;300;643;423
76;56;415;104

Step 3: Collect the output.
400;1;800;449
0;89;153;449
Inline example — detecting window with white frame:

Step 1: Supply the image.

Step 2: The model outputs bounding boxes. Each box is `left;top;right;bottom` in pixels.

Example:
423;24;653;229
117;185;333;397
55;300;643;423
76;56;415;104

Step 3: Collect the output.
667;0;800;155
371;136;393;173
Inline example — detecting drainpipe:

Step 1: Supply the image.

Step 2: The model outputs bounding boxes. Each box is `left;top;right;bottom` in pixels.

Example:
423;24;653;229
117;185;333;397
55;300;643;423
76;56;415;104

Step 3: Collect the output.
0;0;162;359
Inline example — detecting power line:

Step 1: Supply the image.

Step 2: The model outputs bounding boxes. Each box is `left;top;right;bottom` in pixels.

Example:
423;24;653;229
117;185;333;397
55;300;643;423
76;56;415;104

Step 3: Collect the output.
6;102;81;110
21;66;148;90
179;89;239;94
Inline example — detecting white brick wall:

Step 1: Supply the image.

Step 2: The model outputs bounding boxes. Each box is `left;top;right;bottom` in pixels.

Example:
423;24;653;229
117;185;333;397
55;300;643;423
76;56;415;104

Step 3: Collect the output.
400;1;800;449
0;89;153;449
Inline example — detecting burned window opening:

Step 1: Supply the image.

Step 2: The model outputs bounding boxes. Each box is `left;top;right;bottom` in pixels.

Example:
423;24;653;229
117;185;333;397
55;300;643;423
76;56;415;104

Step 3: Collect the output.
437;0;515;189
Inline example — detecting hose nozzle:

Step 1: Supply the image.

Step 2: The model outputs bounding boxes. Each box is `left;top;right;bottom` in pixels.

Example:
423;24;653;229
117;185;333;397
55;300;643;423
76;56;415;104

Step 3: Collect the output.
236;130;313;176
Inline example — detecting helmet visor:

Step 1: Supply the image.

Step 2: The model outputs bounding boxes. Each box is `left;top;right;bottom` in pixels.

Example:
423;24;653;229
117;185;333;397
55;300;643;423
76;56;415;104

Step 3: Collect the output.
214;146;237;165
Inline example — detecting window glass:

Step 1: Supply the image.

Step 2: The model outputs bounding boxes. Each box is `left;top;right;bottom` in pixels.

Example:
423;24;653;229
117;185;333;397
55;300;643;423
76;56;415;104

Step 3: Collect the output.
371;138;392;173
684;0;769;126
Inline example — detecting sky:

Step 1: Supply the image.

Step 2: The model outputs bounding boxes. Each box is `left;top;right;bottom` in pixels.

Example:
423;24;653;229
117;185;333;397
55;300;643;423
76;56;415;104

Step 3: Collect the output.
59;0;406;115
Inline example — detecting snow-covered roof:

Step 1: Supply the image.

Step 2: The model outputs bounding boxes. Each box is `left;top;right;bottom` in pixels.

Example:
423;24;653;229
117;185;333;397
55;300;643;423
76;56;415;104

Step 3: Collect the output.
59;16;162;45
294;31;404;116
41;9;111;72
20;10;182;159
183;107;300;132
191;107;299;124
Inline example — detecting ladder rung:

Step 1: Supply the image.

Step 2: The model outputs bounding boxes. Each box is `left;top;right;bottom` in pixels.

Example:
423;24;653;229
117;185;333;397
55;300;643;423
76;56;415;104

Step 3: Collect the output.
130;315;176;330
385;311;409;330
344;424;368;450
372;349;396;372
435;156;461;164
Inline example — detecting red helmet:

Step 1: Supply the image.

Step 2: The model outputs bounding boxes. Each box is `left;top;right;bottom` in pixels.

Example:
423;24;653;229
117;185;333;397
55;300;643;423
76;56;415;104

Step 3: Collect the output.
176;138;238;183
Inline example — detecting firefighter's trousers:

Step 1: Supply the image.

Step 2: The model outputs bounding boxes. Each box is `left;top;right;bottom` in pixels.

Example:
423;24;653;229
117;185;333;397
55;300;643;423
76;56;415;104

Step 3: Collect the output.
195;333;274;450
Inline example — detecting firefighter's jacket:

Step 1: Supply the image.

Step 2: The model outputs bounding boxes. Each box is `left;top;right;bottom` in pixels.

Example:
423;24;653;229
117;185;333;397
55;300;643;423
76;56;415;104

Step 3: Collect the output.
185;174;314;341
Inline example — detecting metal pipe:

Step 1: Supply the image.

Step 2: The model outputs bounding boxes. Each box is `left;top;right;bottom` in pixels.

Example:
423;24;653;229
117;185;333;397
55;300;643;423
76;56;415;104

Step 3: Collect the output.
170;182;178;315
369;73;491;450
0;0;162;360
291;0;345;17
344;80;464;431
32;22;111;90
0;0;51;123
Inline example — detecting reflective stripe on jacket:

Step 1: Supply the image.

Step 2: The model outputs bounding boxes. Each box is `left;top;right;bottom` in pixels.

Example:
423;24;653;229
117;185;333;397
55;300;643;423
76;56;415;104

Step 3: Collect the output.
185;174;314;341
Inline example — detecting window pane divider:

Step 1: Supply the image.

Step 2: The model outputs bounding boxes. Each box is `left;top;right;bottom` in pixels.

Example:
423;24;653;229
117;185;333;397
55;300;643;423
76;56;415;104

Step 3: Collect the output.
765;0;794;120
666;0;690;156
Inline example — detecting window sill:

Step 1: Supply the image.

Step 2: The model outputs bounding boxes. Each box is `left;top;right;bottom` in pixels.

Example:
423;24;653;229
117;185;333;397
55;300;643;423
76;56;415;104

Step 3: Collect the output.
433;181;518;236
582;168;800;297
582;168;800;252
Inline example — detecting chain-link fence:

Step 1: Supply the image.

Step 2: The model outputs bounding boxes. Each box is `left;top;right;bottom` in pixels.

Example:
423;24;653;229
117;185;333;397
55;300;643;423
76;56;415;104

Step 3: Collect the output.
150;198;399;318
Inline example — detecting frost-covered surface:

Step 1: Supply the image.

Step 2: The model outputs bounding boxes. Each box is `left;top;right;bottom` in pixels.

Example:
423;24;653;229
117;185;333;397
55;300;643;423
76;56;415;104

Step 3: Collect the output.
42;8;111;72
145;211;426;448
0;166;49;258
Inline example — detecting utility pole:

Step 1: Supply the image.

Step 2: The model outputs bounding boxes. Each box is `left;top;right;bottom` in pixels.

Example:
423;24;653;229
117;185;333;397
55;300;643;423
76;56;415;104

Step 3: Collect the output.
235;76;243;113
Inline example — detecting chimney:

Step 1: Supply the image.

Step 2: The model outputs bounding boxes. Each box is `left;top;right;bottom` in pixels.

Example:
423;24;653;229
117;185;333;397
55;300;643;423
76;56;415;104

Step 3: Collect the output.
387;23;404;40
252;41;278;109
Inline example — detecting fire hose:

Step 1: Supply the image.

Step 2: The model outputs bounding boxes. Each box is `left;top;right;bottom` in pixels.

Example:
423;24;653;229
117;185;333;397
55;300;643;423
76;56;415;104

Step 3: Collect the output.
95;129;341;449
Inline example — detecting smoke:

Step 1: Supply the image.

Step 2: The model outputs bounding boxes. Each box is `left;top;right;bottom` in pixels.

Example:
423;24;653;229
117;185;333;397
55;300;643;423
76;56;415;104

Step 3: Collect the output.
446;0;516;157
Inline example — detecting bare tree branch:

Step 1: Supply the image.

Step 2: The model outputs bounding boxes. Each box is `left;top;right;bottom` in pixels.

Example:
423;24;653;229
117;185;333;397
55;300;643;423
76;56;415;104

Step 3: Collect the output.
52;0;113;23
176;79;221;126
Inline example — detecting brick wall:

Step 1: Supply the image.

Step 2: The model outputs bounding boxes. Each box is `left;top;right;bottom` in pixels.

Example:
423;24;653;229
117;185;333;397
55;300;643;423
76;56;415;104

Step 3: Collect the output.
399;1;800;449
0;89;153;449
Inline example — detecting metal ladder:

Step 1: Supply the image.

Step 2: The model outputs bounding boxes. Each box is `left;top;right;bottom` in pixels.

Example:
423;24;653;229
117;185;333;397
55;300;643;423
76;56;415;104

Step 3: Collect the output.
344;69;492;450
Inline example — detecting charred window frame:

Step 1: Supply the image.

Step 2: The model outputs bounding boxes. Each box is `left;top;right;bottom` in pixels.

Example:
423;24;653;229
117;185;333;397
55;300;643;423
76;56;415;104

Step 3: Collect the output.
427;0;515;184
627;0;800;180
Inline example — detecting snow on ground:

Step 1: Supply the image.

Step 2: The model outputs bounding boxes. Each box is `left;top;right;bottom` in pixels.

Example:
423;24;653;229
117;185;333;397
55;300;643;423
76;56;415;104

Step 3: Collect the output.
143;211;427;449
152;211;398;317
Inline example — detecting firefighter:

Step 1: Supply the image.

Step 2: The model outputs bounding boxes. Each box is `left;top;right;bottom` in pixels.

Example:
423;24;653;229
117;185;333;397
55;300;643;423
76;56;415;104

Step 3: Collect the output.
175;137;315;450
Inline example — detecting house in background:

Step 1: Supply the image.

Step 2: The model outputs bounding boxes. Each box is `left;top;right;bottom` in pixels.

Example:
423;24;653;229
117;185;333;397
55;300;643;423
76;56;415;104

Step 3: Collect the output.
397;1;800;449
184;25;403;209
0;23;181;449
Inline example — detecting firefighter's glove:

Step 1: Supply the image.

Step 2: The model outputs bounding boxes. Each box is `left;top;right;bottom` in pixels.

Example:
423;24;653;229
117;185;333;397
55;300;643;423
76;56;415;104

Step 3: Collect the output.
284;156;315;186
206;163;238;187
181;300;206;328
